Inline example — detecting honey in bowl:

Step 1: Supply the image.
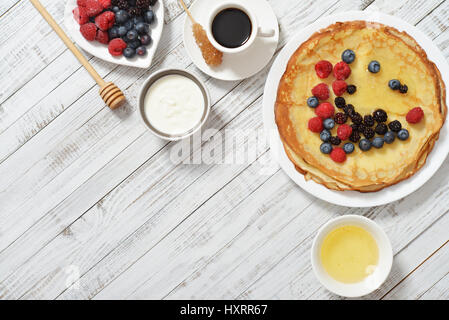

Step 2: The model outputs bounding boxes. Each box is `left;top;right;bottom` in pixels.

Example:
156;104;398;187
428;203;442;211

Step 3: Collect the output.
320;225;379;284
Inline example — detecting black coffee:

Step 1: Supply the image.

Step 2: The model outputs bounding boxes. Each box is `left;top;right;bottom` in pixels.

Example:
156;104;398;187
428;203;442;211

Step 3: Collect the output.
212;8;252;49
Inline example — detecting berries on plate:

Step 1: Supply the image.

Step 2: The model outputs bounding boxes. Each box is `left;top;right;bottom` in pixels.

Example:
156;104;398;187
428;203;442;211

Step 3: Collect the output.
373;109;388;123
315;102;335;119
389;79;401;90
330;147;347;163
372;137;384;149
108;38;127;56
320;142;333;154
406;107;424;124
312;83;330;100
335;97;346;108
341;49;356;64
359;139;372;151
368;60;380;73
337;124;352;140
308;117;323;133
384;131;396;144
334;112;348;124
307;96;319;108
80;22;97;41
320;130;331;142
315;60;333;79
346;84;356;94
398;129;410;141
388;120;402;132
332;80;347;96
323;118;335;130
343;142;355;154
333;61;351;80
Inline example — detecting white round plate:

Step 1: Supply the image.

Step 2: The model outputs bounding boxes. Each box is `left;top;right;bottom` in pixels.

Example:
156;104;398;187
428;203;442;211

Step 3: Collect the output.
263;11;449;208
64;0;164;69
183;0;279;81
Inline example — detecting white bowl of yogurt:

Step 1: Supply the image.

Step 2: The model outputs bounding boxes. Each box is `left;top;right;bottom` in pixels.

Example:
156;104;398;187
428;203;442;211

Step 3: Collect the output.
138;69;211;140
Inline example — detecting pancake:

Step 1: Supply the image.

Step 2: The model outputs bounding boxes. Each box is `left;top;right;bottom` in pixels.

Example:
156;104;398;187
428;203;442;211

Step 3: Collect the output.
275;21;446;192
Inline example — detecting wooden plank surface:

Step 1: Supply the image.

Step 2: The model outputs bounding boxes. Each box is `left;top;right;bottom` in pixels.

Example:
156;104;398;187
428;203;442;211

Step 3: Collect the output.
0;0;448;300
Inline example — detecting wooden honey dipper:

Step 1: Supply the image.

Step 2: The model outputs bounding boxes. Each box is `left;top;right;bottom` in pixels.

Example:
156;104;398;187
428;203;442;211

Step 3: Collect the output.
30;0;126;109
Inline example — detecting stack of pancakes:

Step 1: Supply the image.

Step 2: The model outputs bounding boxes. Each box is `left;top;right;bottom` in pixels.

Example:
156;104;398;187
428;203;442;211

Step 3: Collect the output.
275;21;446;192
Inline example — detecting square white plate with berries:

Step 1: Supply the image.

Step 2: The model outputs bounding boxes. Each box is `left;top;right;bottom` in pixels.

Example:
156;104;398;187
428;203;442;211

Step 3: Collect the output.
64;0;164;69
264;11;449;207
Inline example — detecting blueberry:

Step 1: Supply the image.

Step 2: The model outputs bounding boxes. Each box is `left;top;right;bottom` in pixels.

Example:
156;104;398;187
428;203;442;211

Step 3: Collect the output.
116;10;129;24
368;60;381;73
359;139;372;151
384;131;396;144
136;46;147;56
133;16;145;25
128;40;140;49
112;6;120;13
108;26;119;39
372;137;384;149
307;96;319;108
135;22;149;35
323;118;335;130
123;47;136;59
397;129;409;141
124;20;134;31
389;79;401;90
343;142;355;154
126;29;138;41
342;49;356;64
118;25;128;37
320;130;331;142
140;34;153;46
320;142;333;154
144;10;155;24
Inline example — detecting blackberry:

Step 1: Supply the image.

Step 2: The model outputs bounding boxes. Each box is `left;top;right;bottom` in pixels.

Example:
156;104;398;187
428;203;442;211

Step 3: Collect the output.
149;0;158;5
117;0;129;10
351;123;360;132
344;105;355;116
330;136;342;146
399;84;408;94
347;85;357;94
363;127;375;139
128;6;142;16
373;109;388;123
136;0;151;9
363;115;375;127
375;123;388;135
358;124;367;135
350;112;363;124
349;131;361;143
388;120;402;132
335;97;346;108
334;112;348;124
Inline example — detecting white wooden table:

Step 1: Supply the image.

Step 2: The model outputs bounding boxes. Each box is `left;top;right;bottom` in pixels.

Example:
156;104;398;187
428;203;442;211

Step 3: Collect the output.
0;0;448;300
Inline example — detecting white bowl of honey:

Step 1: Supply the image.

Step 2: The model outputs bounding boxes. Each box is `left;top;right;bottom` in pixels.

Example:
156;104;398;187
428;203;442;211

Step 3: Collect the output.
311;215;393;298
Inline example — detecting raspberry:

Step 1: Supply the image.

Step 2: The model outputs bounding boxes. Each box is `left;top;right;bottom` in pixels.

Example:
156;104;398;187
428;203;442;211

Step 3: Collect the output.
98;0;111;9
337;124;353;140
333;61;351;80
73;7;89;25
332;80;347;96
77;0;88;7
96;29;109;44
80;23;97;41
315;60;333;79
315;102;335;119
95;11;115;31
108;38;127;56
85;0;103;17
311;83;330;101
334;112;348;124
406;107;424;124
308;117;323;133
330;148;347;163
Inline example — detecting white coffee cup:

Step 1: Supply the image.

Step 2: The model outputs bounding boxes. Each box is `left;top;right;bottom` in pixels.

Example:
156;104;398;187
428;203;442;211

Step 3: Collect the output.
206;1;275;54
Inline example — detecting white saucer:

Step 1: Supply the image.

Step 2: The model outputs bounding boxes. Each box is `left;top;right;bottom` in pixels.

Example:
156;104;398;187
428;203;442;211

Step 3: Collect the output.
263;11;449;208
183;0;279;81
